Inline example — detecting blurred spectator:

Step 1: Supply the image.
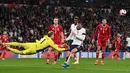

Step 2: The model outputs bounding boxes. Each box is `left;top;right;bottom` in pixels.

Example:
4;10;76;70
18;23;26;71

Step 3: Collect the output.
0;4;130;52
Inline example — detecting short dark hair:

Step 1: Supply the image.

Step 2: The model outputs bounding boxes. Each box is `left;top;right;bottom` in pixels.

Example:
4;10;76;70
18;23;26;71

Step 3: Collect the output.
47;31;54;37
74;16;79;19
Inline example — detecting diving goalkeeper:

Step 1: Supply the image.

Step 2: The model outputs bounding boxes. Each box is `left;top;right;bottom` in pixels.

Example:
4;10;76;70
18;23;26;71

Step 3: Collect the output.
1;31;69;55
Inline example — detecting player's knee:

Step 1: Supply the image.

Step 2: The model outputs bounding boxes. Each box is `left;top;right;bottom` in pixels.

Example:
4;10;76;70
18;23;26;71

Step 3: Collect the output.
71;48;77;53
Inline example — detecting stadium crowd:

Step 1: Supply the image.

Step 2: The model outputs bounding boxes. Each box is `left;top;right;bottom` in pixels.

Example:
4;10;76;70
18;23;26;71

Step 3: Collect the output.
0;4;130;51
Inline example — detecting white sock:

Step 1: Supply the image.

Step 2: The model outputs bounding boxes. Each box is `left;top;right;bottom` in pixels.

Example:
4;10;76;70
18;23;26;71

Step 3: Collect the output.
123;51;127;60
66;53;72;64
76;52;79;63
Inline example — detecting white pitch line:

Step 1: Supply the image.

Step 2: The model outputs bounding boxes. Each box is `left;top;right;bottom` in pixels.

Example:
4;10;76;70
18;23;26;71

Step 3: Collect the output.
0;65;130;72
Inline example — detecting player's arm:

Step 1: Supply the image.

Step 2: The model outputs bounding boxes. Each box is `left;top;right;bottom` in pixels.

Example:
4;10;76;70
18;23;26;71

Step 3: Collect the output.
48;40;66;51
75;29;86;41
48;25;52;31
92;25;99;43
60;26;64;43
66;31;72;41
107;26;111;42
112;38;116;45
36;37;45;43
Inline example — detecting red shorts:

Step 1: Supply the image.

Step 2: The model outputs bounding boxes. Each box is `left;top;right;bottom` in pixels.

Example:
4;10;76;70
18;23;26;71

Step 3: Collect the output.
115;46;120;51
97;38;107;47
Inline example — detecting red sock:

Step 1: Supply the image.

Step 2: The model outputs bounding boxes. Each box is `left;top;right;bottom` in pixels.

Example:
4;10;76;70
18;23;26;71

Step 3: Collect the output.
54;53;58;61
74;54;76;59
102;52;105;61
2;51;6;58
47;51;50;59
96;51;99;60
0;52;2;56
113;53;116;57
117;53;120;58
58;52;61;58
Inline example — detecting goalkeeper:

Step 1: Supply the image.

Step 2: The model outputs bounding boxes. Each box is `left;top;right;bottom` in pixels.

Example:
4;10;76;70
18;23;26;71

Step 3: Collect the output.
2;31;68;55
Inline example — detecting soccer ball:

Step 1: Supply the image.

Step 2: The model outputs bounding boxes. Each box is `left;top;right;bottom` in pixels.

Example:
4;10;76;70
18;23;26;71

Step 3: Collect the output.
119;9;127;15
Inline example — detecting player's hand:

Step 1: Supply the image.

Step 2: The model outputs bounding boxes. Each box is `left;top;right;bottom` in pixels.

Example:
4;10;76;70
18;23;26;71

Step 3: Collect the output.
61;39;64;44
107;39;110;44
64;39;68;43
92;39;95;44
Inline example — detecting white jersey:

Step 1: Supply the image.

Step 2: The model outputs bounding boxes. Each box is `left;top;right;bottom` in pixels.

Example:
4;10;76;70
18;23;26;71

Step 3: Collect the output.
66;28;86;45
69;23;77;40
126;37;130;47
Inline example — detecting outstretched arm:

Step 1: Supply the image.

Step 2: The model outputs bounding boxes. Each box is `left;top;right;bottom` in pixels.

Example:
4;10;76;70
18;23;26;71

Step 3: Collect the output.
49;40;67;51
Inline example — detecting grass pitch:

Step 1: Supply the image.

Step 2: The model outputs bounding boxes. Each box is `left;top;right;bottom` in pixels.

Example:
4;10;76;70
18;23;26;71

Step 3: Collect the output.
0;58;130;73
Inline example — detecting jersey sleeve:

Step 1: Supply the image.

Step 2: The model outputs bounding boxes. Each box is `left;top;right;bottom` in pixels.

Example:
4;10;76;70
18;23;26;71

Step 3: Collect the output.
107;26;111;40
48;25;52;31
92;25;99;39
59;25;63;32
112;38;116;45
75;29;86;41
66;31;72;41
48;39;66;51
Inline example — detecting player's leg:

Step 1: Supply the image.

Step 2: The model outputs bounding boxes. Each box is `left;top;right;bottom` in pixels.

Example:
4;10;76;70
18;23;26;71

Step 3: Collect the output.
53;50;58;64
95;40;101;65
7;47;23;54
73;53;76;60
123;47;130;60
100;40;107;65
101;46;106;65
117;50;121;60
73;46;82;64
62;48;77;68
57;52;61;62
4;42;20;46
1;50;6;60
73;52;79;64
46;47;52;64
66;51;70;61
7;45;36;55
62;45;80;68
112;50;116;60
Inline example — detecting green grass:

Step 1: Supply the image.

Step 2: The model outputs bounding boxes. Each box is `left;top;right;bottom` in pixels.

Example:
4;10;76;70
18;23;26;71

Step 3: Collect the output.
0;58;130;73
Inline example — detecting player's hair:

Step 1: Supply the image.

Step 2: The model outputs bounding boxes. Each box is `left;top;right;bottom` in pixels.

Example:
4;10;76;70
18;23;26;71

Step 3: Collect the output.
54;17;59;20
74;16;79;19
47;31;54;37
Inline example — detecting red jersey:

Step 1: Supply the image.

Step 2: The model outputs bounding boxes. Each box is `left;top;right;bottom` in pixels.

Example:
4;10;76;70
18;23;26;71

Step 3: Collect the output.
93;24;110;40
48;24;63;44
2;35;8;43
0;35;2;40
0;35;8;50
112;37;122;49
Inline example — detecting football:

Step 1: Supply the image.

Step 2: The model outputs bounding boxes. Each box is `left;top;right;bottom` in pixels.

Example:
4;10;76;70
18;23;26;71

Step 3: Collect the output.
120;9;127;15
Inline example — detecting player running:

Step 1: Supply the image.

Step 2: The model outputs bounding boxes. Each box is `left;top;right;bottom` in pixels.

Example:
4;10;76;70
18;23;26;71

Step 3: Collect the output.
62;23;86;68
112;33;122;60
92;18;110;65
1;32;69;55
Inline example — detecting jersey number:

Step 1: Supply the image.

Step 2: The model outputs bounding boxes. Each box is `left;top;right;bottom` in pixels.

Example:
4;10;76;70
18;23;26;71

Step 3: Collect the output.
40;39;46;44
